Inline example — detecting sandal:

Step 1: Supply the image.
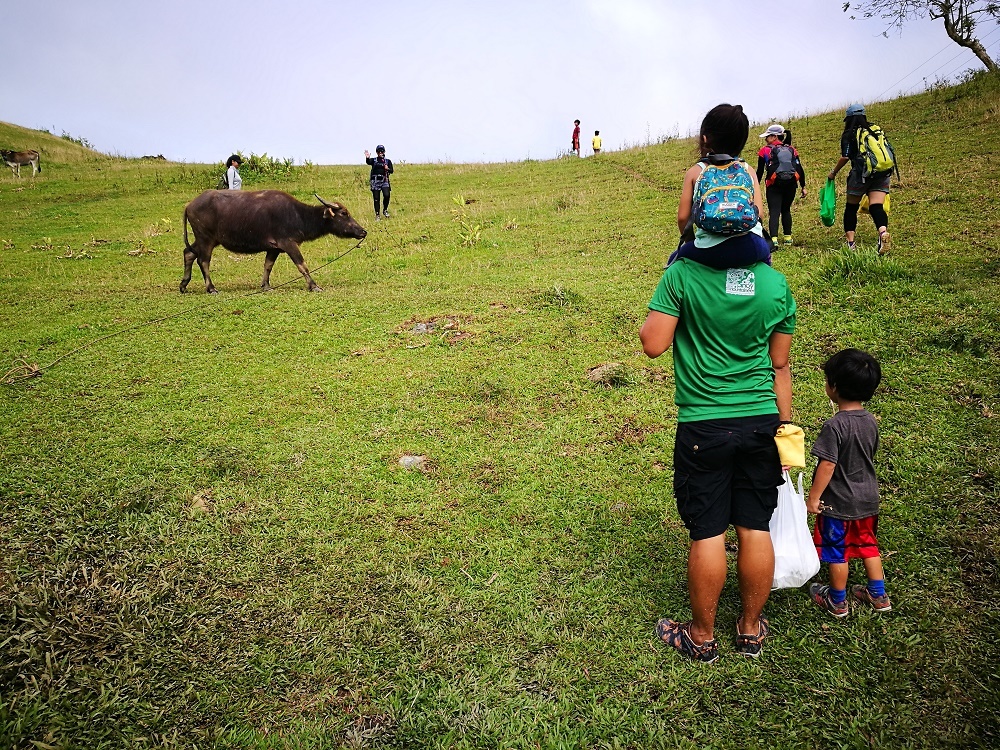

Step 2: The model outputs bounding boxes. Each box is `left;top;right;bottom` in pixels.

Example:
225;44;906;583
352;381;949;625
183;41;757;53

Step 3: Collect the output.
734;615;770;658
655;618;719;664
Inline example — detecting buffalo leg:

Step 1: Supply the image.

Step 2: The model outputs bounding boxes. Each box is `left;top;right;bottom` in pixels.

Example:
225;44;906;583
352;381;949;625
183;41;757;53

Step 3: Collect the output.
261;250;281;291
198;245;218;294
180;247;197;293
277;241;322;292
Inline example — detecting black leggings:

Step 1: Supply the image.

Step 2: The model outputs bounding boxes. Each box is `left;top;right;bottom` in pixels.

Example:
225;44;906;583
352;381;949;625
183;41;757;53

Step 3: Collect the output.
843;201;888;233
372;188;390;214
765;180;797;238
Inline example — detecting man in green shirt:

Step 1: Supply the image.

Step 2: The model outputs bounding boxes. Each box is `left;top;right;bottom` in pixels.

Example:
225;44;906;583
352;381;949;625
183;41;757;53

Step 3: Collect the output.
640;259;796;662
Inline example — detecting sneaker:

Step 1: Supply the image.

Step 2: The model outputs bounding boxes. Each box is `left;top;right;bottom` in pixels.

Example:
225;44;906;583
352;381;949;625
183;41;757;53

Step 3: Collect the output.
846;241;857;251
877;230;890;255
734;615;770;658
783;235;793;245
382;210;390;218
809;583;850;619
852;584;892;612
375;214;381;222
656;618;719;664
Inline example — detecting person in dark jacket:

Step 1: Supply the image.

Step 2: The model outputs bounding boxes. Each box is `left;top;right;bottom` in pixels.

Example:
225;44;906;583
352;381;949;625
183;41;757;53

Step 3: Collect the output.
364;145;394;220
756;125;806;247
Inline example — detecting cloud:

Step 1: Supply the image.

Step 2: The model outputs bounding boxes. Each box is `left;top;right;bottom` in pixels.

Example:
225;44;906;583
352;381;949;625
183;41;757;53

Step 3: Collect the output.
584;0;668;39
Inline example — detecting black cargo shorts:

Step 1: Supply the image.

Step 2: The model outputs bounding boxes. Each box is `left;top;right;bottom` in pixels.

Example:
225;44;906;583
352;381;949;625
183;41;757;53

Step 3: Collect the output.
672;414;784;541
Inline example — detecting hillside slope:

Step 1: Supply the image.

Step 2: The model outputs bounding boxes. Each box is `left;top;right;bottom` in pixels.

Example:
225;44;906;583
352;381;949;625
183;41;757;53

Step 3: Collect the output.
1;73;998;749
0;120;112;165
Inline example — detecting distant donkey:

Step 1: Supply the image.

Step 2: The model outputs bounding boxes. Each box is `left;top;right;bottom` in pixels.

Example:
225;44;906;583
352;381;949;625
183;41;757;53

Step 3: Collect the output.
1;149;42;177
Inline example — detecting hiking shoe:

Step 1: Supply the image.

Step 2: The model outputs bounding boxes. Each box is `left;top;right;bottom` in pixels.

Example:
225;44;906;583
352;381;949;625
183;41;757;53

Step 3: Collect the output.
783;235;793;245
656;619;719;664
877;230;890;255
734;615;770;658
852;584;892;612
382;210;390;218
375;214;381;222
809;583;850;619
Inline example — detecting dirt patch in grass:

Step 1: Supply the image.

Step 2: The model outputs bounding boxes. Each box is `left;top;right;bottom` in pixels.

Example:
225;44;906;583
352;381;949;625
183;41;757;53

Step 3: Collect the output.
395;453;438;475
397;314;475;345
613;419;660;445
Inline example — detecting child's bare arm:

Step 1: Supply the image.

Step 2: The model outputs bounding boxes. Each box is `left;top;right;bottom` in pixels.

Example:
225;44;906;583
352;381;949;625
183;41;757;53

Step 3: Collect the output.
807;459;836;514
676;166;699;234
749;167;764;216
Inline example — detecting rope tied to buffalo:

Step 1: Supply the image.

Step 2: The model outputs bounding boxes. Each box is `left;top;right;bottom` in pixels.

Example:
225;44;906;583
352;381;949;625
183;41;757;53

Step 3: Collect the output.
2;237;366;385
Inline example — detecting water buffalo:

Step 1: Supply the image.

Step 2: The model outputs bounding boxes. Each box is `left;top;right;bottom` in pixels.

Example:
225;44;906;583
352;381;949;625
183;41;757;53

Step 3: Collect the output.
1;149;41;177
181;190;367;294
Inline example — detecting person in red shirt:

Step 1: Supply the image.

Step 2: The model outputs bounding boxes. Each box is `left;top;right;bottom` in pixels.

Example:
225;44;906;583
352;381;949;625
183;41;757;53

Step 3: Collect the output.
756;124;807;247
572;119;581;156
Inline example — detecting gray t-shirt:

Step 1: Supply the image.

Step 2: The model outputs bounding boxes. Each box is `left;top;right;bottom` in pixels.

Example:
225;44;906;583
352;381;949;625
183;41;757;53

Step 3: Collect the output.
811;409;880;520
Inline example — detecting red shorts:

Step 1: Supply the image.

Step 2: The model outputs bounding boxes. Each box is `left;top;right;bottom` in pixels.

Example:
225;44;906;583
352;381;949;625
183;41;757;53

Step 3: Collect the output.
813;515;880;563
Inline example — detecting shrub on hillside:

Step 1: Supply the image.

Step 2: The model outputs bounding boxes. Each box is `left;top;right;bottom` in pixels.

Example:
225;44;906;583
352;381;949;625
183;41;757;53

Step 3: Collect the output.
60;130;94;149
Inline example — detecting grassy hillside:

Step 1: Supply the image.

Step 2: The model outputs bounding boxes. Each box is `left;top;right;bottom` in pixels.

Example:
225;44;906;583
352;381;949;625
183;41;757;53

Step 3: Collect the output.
1;72;998;749
0;121;111;166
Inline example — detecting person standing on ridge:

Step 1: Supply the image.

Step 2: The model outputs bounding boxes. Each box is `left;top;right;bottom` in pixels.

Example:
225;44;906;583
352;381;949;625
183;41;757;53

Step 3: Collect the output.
365;145;394;221
572;120;581;156
592;130;602;155
756;124;806;248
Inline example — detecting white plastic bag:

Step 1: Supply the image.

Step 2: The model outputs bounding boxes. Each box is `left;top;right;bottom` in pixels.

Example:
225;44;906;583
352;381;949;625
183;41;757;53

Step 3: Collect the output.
769;470;820;589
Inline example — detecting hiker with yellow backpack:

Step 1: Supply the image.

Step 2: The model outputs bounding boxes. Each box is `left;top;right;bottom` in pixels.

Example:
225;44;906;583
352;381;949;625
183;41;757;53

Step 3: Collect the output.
827;104;898;254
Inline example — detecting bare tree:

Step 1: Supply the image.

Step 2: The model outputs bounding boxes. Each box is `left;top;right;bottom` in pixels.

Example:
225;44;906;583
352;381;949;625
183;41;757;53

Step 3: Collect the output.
844;1;999;71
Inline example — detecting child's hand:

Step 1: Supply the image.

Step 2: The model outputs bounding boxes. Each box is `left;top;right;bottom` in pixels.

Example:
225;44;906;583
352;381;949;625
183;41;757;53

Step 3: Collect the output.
806;494;823;515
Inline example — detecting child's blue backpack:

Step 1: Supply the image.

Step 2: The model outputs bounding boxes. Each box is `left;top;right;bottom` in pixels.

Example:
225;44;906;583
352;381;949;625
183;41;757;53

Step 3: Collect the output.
692;158;759;236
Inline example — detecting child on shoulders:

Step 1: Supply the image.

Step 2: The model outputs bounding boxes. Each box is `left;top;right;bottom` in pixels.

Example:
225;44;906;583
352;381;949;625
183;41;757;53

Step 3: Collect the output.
807;348;891;617
669;104;773;269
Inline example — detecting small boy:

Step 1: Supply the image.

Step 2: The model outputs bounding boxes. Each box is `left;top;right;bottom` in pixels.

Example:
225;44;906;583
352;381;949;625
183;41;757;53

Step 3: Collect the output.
807;348;891;617
592;130;602;155
572;119;581;156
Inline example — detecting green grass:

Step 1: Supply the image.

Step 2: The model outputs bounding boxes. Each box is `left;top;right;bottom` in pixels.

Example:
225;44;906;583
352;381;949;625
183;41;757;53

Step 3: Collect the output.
2;73;999;748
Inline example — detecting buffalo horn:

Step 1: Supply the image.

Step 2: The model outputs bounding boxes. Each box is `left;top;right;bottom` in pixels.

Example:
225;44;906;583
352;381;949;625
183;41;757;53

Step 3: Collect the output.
314;194;341;209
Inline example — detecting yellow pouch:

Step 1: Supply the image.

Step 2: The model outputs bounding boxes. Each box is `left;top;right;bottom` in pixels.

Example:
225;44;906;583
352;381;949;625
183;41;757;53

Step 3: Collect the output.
774;423;806;468
858;193;890;215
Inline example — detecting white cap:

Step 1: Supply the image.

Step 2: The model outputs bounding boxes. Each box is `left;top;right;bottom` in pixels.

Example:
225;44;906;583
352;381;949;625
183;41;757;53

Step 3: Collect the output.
759;124;785;138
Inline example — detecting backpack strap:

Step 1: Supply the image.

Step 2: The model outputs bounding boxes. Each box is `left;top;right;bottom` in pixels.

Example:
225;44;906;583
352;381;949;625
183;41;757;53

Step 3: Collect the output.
702;153;735;165
872;125;902;181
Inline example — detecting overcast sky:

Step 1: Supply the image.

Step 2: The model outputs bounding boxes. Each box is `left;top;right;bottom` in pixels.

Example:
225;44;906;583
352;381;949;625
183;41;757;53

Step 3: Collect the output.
3;0;995;164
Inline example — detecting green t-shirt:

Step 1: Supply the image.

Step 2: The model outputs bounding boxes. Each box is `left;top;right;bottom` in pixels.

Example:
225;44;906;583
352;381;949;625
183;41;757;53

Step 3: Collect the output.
648;260;796;422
